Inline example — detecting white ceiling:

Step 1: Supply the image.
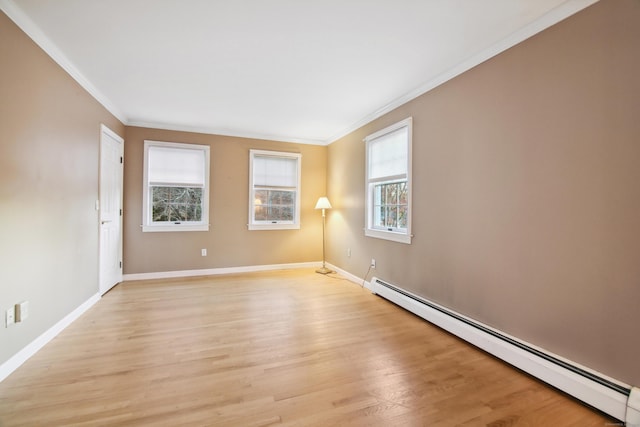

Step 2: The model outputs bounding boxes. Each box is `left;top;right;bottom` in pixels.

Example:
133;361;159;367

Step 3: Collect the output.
3;0;596;144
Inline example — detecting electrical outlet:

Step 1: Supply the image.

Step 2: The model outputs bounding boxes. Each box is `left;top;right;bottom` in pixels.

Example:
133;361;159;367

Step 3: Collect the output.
201;248;207;256
371;258;376;268
5;307;15;327
15;301;29;322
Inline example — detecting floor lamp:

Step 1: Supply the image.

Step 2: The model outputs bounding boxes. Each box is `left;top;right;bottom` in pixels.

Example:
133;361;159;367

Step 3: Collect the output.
315;197;333;274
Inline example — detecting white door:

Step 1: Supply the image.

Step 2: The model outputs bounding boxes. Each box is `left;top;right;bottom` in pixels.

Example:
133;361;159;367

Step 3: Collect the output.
99;125;124;295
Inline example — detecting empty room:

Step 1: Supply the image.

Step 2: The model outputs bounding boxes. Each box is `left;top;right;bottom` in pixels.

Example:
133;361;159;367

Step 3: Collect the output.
1;0;639;425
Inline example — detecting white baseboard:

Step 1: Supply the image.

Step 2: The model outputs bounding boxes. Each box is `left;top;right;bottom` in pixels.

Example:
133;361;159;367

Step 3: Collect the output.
369;276;632;422
0;292;101;383
325;263;369;287
122;262;320;282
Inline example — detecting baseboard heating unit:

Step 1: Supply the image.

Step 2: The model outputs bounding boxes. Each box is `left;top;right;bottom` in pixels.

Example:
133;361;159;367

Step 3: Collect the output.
369;277;639;423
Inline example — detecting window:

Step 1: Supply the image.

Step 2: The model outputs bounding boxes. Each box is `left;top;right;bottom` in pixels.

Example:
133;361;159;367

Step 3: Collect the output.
249;149;301;230
142;140;210;232
365;117;412;244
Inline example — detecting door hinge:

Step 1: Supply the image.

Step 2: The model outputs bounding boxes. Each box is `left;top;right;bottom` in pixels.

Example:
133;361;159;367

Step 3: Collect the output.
120;156;123;164
119;261;122;269
120;209;122;216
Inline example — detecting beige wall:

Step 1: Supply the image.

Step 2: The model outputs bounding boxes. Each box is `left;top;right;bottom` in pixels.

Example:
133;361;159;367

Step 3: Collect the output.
123;127;327;274
0;12;124;365
327;0;640;386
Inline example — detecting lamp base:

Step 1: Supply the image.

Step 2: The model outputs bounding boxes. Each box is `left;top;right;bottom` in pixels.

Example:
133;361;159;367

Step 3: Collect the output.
315;267;334;275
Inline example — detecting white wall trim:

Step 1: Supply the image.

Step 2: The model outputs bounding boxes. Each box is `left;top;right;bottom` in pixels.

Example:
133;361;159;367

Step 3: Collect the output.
122;262;320;282
128;120;326;146
0;0;127;124
325;263;370;289
627;387;640;426
326;0;599;144
0;293;101;383
369;276;631;421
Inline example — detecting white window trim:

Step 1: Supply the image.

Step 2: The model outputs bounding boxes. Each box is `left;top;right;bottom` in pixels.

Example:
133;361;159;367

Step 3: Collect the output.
364;117;413;244
142;140;210;232
248;149;301;231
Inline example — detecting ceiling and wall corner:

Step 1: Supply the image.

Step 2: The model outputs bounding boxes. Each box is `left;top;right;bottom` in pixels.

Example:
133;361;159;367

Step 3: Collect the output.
0;0;598;145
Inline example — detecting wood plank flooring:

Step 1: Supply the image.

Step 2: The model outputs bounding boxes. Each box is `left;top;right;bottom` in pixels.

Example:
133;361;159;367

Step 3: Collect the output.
0;269;616;426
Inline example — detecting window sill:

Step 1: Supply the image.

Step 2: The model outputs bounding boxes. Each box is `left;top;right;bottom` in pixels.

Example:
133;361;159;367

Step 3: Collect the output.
248;223;300;231
142;224;209;232
365;228;412;244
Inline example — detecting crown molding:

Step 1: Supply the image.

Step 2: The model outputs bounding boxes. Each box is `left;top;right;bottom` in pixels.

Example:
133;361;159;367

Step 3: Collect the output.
0;0;127;124
127;120;327;146
326;0;600;145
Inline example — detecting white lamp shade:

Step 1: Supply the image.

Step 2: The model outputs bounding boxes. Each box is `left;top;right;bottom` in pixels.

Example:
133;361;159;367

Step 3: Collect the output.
315;197;332;210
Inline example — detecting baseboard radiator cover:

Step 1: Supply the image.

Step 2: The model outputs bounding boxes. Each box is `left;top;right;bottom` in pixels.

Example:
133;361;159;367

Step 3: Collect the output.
370;277;633;422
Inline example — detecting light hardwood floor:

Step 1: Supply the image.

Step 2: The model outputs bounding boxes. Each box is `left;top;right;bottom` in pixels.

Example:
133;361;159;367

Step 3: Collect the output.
0;270;616;426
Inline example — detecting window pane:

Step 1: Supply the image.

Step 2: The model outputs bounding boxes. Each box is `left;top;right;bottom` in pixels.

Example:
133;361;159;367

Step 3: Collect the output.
399;182;408;204
398;206;408;229
253;189;295;222
270;206;284;221
254;189;268;205
281;206;293;221
254;189;268;220
169;205;182;222
372;180;407;231
386;206;397;228
152;186;202;223
153;203;168;222
385;183;395;204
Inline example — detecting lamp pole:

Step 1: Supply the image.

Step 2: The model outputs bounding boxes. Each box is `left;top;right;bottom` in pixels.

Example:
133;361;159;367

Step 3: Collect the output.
321;207;327;270
315;197;333;274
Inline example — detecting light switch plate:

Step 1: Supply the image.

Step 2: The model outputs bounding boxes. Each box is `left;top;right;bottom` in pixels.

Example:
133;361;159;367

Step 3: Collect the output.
5;307;15;327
